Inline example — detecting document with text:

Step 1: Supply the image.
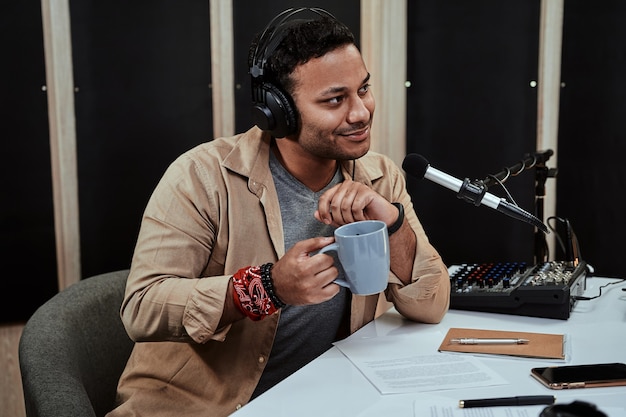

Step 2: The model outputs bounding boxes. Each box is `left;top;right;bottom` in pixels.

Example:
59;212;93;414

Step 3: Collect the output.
333;334;508;394
417;402;545;417
414;400;624;417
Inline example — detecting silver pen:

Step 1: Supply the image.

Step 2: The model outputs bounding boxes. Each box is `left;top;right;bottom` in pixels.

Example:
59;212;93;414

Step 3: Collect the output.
451;338;529;345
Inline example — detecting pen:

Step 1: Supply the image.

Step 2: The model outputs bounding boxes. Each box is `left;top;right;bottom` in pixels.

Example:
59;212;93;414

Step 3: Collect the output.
450;338;529;345
459;395;556;408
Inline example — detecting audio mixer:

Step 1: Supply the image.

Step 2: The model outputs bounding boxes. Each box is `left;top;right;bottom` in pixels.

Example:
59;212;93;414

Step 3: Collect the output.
448;261;587;319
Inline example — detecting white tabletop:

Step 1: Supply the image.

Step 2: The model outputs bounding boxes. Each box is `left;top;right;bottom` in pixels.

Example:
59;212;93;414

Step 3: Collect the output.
232;276;626;417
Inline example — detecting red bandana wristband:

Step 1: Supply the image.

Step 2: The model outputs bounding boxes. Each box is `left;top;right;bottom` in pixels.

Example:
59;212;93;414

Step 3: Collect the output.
232;265;281;321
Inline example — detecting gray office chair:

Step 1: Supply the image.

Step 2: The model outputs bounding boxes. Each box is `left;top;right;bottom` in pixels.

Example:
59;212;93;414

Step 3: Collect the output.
19;269;134;417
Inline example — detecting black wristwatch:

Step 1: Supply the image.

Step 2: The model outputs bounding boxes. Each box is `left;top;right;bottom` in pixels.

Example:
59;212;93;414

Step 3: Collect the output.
387;202;404;235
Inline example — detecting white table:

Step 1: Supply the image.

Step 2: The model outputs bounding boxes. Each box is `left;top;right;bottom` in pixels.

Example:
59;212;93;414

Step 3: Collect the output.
232;276;626;416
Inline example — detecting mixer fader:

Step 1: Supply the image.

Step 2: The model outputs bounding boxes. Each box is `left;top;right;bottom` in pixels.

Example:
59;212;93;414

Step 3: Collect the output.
448;261;587;319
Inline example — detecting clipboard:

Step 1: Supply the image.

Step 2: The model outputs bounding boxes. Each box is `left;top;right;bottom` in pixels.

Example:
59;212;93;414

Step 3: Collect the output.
438;327;566;360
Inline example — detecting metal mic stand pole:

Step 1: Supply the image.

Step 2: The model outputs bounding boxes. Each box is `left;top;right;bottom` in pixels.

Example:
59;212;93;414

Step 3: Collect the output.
530;151;557;263
532;156;558;264
534;164;549;263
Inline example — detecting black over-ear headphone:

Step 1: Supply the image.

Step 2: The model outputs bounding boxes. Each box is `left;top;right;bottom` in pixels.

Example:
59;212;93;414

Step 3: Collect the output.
249;8;336;138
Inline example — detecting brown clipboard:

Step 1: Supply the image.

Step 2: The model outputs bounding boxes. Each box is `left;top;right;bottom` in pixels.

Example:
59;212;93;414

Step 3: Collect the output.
438;327;565;360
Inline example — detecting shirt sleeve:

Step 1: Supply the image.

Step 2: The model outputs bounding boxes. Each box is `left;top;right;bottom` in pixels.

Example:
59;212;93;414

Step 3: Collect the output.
120;152;231;344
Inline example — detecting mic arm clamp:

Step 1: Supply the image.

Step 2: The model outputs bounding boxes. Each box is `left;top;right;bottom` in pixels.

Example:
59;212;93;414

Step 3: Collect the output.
456;178;487;207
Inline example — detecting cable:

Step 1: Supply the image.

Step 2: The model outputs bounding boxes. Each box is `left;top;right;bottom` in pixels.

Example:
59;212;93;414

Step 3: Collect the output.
546;216;583;266
512;159;527;176
524;154;538;169
485;175;518;206
351;159;355;180
573;278;626;301
546;216;567;254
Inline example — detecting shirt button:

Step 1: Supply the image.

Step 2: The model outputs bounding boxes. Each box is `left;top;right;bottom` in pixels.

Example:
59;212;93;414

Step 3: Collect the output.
258;356;265;363
235;404;242;410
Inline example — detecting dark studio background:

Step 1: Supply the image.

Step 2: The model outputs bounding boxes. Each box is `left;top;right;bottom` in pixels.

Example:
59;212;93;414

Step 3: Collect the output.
405;0;626;278
2;0;625;324
405;1;541;267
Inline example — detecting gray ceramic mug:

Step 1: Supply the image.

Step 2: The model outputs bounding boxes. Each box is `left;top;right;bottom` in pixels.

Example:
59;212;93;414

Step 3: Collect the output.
318;220;390;295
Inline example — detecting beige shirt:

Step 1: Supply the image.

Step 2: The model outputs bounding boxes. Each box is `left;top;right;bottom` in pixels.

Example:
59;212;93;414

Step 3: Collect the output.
107;127;450;417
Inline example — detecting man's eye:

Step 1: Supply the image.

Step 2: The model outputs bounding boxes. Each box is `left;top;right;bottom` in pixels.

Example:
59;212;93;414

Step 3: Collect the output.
359;84;371;95
328;96;344;105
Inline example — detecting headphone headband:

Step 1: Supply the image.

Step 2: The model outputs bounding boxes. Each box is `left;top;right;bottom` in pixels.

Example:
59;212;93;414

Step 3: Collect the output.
250;8;336;80
249;8;337;138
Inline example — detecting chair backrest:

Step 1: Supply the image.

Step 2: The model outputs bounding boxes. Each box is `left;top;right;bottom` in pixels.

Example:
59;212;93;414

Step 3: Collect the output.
19;269;134;417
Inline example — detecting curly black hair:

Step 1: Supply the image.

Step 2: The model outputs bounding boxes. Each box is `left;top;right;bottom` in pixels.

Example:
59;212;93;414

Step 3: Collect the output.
249;14;356;96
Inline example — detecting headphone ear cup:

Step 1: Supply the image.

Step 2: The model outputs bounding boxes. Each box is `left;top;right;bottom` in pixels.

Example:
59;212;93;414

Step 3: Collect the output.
251;82;297;138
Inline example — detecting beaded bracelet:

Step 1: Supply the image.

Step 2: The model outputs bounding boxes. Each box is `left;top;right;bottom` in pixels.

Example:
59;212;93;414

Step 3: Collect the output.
260;263;286;309
231;264;285;321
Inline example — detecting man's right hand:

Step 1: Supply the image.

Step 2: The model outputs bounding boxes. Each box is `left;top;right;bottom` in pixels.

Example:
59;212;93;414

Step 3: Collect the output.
271;236;341;305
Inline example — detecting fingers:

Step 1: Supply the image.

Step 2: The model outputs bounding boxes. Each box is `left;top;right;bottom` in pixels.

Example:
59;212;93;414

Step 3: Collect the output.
316;179;381;226
316;180;357;225
271;237;341;305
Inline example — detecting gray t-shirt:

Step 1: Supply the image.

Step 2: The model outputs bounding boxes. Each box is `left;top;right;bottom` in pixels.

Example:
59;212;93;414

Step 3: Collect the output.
251;151;350;398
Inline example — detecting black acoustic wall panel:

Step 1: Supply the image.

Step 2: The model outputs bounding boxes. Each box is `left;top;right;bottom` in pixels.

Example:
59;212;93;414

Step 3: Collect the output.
405;1;542;266
8;0;622;327
1;1;58;323
70;1;213;278
557;1;626;278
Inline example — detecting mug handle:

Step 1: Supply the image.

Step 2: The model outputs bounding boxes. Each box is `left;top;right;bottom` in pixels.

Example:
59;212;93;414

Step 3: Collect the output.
317;243;350;288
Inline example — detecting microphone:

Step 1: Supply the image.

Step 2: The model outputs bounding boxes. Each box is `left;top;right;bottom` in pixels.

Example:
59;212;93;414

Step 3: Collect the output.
402;154;549;234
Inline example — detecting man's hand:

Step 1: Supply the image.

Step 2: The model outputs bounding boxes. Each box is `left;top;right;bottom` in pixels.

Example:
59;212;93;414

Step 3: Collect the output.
314;179;399;228
271;236;341;305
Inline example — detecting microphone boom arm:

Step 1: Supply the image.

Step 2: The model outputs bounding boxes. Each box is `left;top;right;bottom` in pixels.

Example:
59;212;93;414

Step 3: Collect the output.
482;149;554;188
422;164;549;233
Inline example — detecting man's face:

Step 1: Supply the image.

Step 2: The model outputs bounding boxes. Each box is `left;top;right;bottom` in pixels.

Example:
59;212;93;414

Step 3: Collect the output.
289;44;375;161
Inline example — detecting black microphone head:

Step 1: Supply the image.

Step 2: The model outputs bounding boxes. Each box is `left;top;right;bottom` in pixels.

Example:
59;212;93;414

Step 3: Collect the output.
402;154;430;180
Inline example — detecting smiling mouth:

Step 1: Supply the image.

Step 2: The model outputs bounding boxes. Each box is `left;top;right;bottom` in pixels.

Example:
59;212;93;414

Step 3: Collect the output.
341;126;370;138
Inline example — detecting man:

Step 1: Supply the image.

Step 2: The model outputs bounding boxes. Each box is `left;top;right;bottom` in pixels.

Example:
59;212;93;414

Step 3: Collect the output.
107;7;450;417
